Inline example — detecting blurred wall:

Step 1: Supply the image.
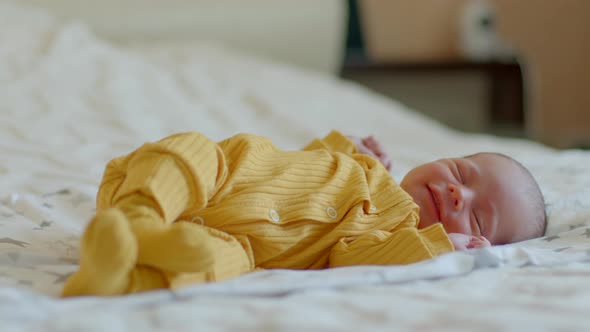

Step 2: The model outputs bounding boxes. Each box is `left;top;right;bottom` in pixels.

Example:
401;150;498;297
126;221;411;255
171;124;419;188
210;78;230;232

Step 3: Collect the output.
19;0;348;74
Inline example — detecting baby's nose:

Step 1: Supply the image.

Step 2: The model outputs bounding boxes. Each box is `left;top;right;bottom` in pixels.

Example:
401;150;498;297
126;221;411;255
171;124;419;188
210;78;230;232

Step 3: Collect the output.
448;184;464;211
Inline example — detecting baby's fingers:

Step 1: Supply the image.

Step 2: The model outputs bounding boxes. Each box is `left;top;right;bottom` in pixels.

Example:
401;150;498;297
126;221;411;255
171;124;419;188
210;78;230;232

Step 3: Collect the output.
361;136;392;171
466;236;491;249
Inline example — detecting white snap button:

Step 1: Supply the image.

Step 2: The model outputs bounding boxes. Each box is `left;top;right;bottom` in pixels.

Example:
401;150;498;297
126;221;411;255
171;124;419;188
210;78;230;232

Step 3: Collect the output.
326;206;338;219
191;216;205;225
269;209;280;222
369;205;377;212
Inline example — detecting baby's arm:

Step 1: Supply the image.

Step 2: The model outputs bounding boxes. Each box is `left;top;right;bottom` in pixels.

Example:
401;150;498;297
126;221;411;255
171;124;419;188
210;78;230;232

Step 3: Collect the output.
329;224;454;267
447;233;492;251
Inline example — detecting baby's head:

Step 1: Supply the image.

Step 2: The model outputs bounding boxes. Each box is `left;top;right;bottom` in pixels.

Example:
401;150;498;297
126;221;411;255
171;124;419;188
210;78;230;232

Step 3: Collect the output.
400;152;546;245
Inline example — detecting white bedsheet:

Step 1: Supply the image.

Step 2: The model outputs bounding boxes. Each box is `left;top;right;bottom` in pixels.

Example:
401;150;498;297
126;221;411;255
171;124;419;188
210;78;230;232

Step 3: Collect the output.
1;2;590;331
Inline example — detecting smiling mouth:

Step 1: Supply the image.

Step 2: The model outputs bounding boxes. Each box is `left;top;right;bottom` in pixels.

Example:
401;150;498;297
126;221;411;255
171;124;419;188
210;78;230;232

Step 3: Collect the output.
427;185;442;221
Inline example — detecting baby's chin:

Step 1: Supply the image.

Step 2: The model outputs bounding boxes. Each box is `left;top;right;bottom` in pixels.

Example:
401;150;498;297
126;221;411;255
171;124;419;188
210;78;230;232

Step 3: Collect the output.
399;178;410;192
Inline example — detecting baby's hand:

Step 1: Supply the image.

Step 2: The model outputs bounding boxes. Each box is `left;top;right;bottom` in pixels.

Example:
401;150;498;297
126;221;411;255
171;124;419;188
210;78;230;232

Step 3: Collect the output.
448;233;491;251
466;235;491;249
347;135;392;171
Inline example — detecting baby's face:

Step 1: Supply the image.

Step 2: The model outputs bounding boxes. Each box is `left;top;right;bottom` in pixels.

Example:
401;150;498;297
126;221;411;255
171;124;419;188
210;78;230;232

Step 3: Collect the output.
400;153;537;244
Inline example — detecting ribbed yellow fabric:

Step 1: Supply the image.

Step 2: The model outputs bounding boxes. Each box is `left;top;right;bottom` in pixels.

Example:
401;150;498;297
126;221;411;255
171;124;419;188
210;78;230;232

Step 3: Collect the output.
62;130;453;297
302;130;359;154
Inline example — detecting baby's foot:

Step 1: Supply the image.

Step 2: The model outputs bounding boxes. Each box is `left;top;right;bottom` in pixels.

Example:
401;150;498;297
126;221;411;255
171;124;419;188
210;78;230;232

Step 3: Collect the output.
62;208;138;296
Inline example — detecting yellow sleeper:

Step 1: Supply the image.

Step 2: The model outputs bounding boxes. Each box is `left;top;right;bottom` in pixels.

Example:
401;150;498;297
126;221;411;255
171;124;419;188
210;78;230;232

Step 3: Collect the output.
62;130;453;296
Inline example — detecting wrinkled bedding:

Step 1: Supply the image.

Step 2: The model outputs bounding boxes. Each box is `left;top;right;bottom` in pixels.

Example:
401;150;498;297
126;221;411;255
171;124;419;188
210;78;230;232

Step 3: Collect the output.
1;2;590;331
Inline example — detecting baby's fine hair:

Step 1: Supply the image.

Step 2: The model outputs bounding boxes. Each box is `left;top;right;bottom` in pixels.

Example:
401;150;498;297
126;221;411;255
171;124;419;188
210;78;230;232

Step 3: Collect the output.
472;152;547;240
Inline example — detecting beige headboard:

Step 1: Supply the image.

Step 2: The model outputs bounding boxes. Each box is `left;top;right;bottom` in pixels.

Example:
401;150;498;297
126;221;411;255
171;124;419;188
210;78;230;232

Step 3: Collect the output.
20;0;348;74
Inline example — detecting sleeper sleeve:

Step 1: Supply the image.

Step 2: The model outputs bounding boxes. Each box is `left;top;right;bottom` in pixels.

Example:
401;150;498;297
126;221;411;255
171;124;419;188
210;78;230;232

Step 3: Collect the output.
329;223;454;267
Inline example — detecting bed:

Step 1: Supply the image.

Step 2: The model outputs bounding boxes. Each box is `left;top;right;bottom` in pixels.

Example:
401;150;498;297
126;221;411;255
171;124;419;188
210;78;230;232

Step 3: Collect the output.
2;2;590;331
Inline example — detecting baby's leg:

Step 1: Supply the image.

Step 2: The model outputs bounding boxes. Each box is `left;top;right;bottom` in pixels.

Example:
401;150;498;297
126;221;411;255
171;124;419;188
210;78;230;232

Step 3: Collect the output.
62;215;253;296
136;222;253;281
62;208;140;296
109;157;252;287
63;133;234;296
98;132;229;230
62;157;186;296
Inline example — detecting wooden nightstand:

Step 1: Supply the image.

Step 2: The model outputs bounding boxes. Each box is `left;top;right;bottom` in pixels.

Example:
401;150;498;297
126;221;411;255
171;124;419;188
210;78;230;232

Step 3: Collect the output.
494;0;590;148
340;55;524;136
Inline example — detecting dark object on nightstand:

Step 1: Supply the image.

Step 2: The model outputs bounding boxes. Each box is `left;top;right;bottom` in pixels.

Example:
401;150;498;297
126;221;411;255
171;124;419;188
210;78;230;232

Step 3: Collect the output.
340;55;524;135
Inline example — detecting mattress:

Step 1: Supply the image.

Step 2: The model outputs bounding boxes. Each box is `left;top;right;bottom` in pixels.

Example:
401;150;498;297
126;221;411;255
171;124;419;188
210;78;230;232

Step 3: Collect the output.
1;2;590;331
